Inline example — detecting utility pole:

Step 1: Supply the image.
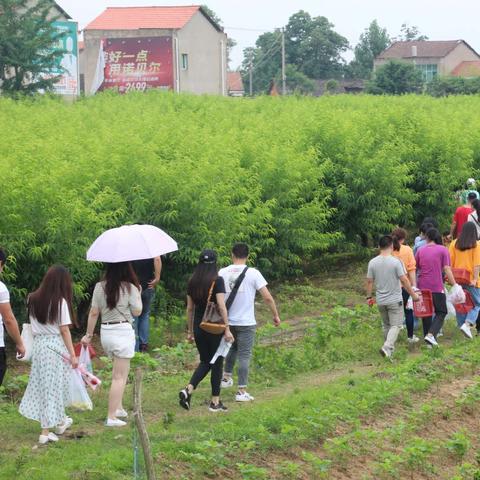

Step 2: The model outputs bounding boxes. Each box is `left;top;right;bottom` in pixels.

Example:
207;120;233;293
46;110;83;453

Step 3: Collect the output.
249;61;253;96
281;28;286;96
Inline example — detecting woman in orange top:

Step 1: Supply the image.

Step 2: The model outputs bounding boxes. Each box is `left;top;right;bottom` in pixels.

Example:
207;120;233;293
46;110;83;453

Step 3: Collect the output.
448;221;480;339
392;228;418;343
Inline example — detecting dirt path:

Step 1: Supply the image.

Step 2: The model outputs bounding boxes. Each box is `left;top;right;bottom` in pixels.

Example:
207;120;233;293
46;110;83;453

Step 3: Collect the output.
245;368;480;480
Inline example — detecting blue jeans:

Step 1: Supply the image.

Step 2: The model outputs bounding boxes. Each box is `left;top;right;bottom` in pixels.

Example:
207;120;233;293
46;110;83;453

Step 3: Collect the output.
456;285;480;327
134;288;155;351
224;325;256;388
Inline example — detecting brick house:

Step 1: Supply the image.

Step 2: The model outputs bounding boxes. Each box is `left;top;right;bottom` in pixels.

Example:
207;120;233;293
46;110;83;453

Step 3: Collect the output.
374;40;480;81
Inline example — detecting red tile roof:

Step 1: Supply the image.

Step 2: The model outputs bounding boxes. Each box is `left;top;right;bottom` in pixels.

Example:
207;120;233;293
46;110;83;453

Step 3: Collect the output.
228;72;244;92
78;41;85;51
451;61;480;77
378;40;474;59
85;6;204;31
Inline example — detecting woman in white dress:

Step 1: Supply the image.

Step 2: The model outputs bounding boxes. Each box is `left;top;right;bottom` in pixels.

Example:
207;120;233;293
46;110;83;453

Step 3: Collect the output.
19;266;77;444
81;262;142;427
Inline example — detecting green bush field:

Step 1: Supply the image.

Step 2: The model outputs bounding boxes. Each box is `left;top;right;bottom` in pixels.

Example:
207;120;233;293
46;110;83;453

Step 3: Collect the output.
0;92;478;308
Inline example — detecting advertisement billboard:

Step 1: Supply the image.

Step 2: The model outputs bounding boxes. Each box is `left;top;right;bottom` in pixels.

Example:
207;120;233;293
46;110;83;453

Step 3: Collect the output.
51;21;79;96
102;37;174;93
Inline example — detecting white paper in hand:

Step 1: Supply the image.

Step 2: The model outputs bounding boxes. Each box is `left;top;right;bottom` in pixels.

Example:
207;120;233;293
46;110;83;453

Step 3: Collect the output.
210;337;233;365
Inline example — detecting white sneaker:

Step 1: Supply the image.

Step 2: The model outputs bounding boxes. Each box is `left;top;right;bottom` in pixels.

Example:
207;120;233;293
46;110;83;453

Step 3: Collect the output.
221;378;233;388
235;391;255;402
55;417;73;435
379;347;391;358
460;323;473;339
424;334;438;346
437;330;444;337
38;432;59;444
105;418;127;427
407;336;420;344
115;409;128;418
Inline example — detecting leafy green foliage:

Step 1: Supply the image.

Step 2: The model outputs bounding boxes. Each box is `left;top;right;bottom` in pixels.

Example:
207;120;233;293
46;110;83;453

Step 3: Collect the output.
367;60;424;95
0;92;478;312
0;0;66;97
347;20;391;80
426;76;480;97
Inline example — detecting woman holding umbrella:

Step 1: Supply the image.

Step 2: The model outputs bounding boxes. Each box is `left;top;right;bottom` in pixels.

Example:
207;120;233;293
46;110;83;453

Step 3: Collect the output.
84;224;178;426
81;262;142;427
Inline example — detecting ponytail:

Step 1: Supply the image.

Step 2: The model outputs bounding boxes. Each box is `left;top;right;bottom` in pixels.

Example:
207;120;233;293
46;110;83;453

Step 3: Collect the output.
391;228;407;252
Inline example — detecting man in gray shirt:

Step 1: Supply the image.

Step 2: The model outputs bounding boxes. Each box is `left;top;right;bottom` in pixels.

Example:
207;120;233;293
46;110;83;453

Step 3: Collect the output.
366;235;419;358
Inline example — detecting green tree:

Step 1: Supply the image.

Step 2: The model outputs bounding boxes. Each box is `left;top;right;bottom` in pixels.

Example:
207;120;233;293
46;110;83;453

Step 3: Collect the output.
367;60;424;95
397;23;429;41
241;31;283;95
285;10;349;79
276;64;316;95
347;20;390;79
0;0;65;97
202;5;237;67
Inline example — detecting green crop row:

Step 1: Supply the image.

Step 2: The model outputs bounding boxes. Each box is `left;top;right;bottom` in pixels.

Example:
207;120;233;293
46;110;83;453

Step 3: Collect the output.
0;92;478;307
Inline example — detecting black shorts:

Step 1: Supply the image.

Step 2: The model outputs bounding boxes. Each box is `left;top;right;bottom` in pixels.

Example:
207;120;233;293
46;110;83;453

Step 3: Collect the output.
0;347;6;386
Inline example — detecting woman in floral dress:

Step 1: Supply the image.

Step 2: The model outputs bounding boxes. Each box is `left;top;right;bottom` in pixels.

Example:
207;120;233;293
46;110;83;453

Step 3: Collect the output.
19;265;78;444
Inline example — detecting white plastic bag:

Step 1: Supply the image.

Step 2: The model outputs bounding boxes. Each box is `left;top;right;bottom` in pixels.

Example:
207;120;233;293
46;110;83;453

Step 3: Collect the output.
406;297;413;310
79;345;93;373
446;300;456;320
210;337;233;365
68;368;93;411
17;324;33;362
447;284;466;305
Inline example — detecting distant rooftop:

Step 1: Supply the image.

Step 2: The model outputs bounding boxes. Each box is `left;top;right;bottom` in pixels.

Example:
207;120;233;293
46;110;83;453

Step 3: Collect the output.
377;40;478;59
84;5;222;32
451;61;480;77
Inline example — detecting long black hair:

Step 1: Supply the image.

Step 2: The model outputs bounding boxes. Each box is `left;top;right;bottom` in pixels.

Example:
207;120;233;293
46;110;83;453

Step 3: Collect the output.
187;249;219;304
104;262;140;310
28;265;75;326
456;221;478;251
472;199;480;222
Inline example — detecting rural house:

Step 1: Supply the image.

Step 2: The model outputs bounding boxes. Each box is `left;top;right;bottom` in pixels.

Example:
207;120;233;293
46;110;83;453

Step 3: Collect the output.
374;40;480;81
227;72;245;96
82;5;228;96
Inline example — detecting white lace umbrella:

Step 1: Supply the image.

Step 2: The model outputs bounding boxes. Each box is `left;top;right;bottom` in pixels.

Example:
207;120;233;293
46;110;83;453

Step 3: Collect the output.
86;224;178;263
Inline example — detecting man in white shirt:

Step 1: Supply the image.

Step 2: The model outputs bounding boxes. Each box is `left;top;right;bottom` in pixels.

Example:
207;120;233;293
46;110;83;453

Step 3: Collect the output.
0;249;25;385
219;243;280;402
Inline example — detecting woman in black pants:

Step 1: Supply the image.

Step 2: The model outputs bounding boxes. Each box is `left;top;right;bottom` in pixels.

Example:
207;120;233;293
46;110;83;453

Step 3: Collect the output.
179;250;233;412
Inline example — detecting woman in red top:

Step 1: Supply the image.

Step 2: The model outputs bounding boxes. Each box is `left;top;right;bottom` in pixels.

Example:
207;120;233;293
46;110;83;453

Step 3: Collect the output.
450;192;478;239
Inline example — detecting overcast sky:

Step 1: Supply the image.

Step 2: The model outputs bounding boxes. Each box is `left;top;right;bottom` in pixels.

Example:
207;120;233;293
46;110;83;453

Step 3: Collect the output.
58;0;480;68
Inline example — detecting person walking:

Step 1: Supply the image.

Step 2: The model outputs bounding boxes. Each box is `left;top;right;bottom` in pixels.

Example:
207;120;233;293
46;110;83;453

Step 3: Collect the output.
132;256;161;352
416;228;458;346
391;228;418;344
467;199;480;240
414;222;434;255
366;236;419;358
448;221;480;339
81;262;142;427
220;243;280;402
0;249;25;385
178;250;234;412
450;192;477;240
18;266;77;445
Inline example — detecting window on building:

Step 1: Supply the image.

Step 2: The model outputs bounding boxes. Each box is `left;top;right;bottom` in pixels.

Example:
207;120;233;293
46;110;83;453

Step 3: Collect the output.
181;53;189;70
416;64;438;82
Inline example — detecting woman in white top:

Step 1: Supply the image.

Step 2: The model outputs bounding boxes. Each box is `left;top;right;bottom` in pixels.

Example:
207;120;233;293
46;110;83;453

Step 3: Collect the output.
81;262;142;427
19;265;78;445
468;198;480;239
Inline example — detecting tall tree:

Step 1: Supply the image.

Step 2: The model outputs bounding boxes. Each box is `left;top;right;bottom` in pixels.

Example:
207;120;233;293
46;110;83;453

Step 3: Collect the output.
0;0;65;97
241;30;283;95
202;5;237;67
347;20;390;79
367;60;424;95
285;11;349;79
397;23;429;41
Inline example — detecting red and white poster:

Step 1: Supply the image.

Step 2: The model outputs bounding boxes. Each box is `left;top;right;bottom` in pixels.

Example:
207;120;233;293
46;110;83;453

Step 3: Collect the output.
101;37;174;93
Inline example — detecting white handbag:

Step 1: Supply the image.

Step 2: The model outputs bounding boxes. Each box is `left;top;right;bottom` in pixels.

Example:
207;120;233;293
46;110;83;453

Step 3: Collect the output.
17;323;33;362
